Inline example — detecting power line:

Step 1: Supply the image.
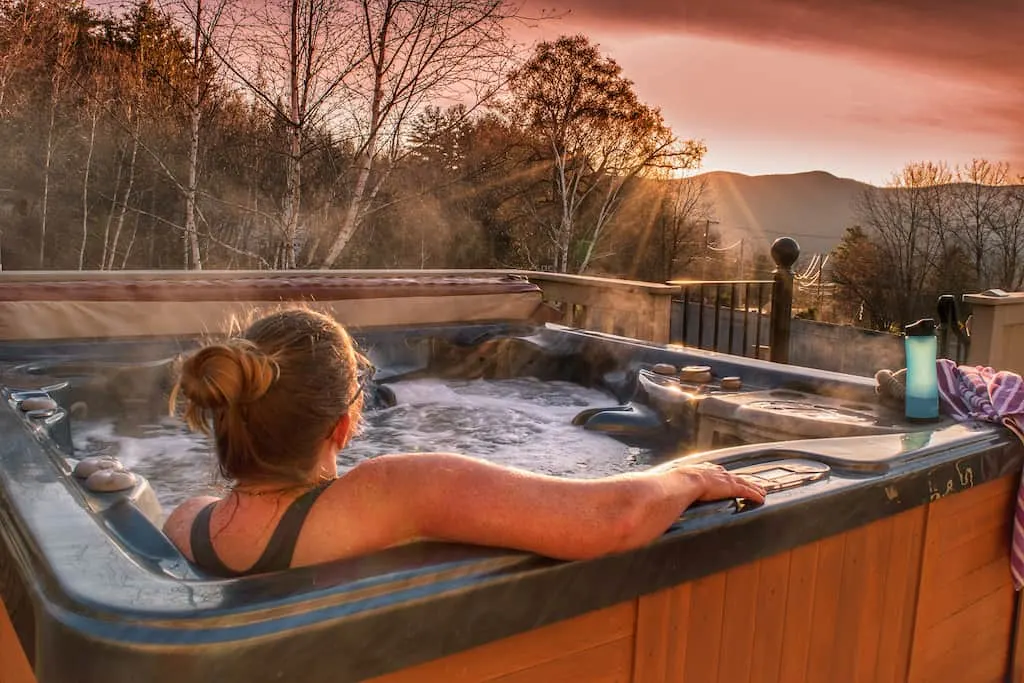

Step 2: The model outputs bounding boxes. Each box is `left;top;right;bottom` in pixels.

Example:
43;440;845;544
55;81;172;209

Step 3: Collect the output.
795;253;820;281
724;230;845;241
708;239;743;252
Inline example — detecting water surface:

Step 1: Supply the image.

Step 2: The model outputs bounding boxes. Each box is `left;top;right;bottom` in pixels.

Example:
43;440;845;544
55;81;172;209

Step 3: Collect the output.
72;378;656;511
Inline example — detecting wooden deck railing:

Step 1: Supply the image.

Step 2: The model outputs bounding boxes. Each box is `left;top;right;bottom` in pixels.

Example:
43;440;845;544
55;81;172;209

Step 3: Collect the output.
0;237;803;361
0;267;679;346
522;271;677;343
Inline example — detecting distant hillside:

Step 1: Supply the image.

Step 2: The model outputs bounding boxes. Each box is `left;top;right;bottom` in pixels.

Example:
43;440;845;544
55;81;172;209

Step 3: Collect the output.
697;170;873;257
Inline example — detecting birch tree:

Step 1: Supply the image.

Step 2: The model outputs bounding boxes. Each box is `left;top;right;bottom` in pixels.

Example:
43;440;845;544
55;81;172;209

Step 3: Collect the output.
161;0;228;269
319;0;520;267
40;15;79;267
78;55;111;269
208;0;365;268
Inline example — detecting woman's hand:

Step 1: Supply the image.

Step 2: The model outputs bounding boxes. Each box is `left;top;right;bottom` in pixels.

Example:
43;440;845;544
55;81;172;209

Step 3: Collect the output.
684;462;767;504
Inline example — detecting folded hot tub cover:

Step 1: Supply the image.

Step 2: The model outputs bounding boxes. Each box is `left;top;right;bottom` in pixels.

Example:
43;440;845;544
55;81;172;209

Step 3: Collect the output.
0;273;548;340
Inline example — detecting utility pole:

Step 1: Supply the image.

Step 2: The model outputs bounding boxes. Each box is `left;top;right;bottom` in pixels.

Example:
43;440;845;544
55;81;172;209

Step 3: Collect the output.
817;252;826;319
701;218;720;279
702;219;710;279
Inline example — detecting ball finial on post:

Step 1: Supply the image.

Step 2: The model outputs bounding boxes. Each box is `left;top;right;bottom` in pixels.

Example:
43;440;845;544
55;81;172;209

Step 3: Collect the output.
770;236;800;272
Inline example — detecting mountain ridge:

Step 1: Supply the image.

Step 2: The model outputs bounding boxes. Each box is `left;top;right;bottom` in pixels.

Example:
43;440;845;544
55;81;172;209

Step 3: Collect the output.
696;169;872;185
687;169;1024;257
688;169;871;256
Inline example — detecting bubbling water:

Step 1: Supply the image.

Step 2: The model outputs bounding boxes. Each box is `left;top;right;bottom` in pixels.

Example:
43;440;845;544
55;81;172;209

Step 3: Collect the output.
72;377;656;511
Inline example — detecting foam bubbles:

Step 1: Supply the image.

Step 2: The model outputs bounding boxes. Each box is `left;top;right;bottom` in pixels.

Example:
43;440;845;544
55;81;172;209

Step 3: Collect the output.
73;378;654;511
343;378;654;477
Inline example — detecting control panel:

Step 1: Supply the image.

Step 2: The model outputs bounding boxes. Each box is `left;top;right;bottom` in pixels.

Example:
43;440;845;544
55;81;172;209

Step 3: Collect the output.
683;458;831;518
731;458;830;493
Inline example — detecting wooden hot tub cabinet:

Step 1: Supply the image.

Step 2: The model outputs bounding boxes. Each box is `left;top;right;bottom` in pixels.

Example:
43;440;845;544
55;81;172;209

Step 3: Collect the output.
1;595;33;683
368;472;1018;683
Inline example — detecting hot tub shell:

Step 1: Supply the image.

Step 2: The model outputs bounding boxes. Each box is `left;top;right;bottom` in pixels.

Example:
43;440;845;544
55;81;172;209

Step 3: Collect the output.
0;273;1021;683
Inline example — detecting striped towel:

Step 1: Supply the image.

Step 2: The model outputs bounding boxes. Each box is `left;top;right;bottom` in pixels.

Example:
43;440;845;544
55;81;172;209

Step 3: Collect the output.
936;359;1024;589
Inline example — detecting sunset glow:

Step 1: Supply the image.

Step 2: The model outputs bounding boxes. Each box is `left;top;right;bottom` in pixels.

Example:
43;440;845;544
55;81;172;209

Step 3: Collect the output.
517;0;1022;184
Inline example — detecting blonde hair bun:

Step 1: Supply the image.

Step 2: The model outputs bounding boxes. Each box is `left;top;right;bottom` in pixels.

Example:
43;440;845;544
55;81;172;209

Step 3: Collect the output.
177;341;278;411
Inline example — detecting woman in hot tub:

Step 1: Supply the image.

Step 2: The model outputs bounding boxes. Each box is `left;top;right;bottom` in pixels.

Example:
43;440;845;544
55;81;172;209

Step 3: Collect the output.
163;307;764;576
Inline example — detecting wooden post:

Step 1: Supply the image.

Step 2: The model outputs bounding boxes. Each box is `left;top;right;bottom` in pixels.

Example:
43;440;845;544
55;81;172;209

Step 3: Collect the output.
963;290;1024;373
769;237;800;364
647;287;674;344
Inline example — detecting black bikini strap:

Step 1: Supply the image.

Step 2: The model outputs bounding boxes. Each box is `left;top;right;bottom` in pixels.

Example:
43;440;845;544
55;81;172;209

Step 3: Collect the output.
189;502;236;577
188;482;333;577
247;482;333;575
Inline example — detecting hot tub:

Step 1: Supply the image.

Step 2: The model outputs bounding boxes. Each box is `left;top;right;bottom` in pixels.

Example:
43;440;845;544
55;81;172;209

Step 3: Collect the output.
0;274;1021;683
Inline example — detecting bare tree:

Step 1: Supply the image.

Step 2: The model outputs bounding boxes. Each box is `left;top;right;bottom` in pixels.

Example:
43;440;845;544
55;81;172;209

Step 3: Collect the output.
993;184;1024;290
948;159;1023;288
507;35;704;274
162;0;230;269
855;162;950;325
102;47;145;271
105;94;142;270
649;173;712;281
211;0;366;268
319;0;521;267
78;53;114;270
40;16;79;267
0;0;33;116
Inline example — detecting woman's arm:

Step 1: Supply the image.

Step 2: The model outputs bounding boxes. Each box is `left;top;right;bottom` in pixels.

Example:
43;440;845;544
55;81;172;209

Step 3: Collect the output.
354;453;764;561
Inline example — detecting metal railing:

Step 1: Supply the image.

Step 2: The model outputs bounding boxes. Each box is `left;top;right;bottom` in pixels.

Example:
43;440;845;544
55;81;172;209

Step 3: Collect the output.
668;237;800;362
669;280;774;359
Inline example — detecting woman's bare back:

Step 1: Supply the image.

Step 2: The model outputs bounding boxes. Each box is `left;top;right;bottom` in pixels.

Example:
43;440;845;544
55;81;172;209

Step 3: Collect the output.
165;453;765;574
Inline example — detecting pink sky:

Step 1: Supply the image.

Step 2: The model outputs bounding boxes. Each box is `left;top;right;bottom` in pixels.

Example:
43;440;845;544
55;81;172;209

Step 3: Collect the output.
515;0;1022;185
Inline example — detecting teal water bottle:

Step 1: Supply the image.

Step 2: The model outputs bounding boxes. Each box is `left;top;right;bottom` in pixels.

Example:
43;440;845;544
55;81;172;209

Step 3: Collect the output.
904;318;939;422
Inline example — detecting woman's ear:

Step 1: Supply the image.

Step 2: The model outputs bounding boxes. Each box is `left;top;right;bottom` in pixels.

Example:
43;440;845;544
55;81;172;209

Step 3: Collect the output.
330;413;352;449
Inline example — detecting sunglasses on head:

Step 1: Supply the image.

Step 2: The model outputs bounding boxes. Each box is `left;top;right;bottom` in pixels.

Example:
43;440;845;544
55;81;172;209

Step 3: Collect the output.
343;357;377;409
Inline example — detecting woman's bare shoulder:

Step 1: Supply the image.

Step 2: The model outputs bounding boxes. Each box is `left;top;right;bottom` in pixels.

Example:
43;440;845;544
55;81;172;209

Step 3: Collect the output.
163;495;221;561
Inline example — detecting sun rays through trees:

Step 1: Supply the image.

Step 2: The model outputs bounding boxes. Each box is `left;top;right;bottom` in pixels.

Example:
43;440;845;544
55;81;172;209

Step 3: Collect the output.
0;4;714;275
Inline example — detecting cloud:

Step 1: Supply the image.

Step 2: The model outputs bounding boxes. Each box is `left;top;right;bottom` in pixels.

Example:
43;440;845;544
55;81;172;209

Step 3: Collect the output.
525;0;1021;85
523;0;1024;174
